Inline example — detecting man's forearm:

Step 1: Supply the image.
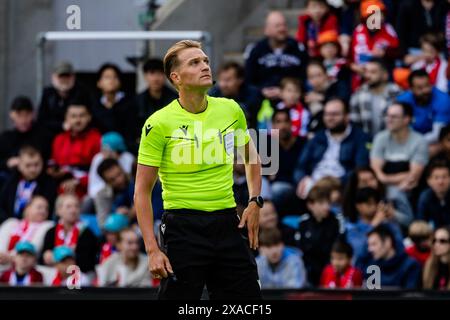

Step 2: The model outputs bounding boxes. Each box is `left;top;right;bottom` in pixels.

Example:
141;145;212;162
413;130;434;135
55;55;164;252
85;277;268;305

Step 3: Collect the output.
245;162;262;198
135;189;159;253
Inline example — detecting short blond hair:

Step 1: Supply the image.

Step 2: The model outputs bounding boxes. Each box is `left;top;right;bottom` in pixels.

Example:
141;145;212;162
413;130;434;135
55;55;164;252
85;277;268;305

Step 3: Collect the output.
163;40;202;85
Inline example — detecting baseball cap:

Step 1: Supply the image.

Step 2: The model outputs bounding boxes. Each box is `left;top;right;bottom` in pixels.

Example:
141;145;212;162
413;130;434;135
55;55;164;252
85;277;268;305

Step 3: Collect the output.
101;132;127;153
103;213;129;233
360;0;386;19
15;241;36;255
317;30;339;46
53;245;75;263
53;61;74;75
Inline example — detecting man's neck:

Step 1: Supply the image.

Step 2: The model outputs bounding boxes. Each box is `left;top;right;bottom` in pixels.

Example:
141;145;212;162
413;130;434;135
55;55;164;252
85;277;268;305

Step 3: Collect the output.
15;268;29;276
149;87;163;99
103;92;117;108
123;256;139;268
269;38;286;50
369;82;386;94
178;91;208;114
384;249;396;261
63;221;75;232
391;127;410;143
279;135;296;149
435;190;448;201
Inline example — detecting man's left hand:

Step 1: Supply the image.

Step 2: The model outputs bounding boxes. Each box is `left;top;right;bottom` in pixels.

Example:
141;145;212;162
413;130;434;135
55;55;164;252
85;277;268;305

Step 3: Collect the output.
238;202;260;250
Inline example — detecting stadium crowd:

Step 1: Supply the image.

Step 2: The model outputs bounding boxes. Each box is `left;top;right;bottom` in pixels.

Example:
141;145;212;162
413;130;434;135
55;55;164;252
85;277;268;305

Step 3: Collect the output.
0;0;450;290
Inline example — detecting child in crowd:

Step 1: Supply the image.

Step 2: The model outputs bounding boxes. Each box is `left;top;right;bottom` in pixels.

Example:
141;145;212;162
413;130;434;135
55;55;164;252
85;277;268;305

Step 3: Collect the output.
320;240;363;288
0;241;43;286
276;78;310;138
405;220;432;267
99;213;129;264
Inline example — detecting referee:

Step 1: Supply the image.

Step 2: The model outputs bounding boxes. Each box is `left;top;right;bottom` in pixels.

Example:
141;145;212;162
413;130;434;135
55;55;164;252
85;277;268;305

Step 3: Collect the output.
134;40;263;300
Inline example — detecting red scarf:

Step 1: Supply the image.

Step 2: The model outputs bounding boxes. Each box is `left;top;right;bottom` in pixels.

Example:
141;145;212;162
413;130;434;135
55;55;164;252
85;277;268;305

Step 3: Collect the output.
8;220;40;251
54;221;82;248
1;269;42;285
99;242;116;264
51;271;79;287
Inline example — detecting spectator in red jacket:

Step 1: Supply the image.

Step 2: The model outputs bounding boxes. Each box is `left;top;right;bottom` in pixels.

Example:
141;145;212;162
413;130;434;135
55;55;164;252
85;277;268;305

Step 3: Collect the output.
297;0;339;58
351;0;400;90
47;102;101;198
0;241;43;286
405;220;432;267
320;240;363;289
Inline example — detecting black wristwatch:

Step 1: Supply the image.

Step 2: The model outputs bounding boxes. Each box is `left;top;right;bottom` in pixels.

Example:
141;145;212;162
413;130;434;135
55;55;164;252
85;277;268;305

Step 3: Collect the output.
248;196;264;208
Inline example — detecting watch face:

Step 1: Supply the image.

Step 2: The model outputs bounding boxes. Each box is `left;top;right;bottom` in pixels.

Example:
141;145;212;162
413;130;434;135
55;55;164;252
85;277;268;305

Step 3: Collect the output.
256;196;264;207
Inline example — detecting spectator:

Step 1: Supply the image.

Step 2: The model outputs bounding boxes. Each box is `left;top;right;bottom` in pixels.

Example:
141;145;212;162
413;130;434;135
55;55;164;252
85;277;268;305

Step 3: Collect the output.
320;240;363;288
99;213;129;264
94;158;137;227
96;228;152;287
45;245;90;287
358;224;421;289
0;196;53;266
256;227;307;289
266;109;306;215
209;61;263;129
345;187;404;262
296;0;339;58
41;194;98;274
350;58;403;137
0;96;51;180
431;125;450;163
47;102;101;198
417;160;450;228
396;0;448;56
370;103;428;195
351;0;400;90
423;226;450;289
295;98;370;199
343;166;414;228
305;61;351;134
135;58;178;129
0;242;43;286
245;11;308;101
37;61;90;136
405;220;432;266
397;70;450;145
298;185;341;286
407;33;448;92
0;146;57;223
275;78;310;138
91;63;136;150
313;176;345;222
88;132;135;199
317;30;350;83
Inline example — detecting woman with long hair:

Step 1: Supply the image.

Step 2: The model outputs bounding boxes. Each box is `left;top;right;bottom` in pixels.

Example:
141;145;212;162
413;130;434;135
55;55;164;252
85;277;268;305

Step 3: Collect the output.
423;226;450;289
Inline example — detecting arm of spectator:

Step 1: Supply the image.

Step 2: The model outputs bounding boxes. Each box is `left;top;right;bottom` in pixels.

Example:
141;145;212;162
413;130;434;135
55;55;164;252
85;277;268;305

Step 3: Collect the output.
76;228;99;273
40;228;55;265
424;122;446;145
371;158;408;185
398;163;425;191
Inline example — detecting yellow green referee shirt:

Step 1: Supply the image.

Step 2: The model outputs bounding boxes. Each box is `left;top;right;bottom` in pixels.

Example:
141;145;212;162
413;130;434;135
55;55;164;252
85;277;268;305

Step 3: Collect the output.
137;95;251;211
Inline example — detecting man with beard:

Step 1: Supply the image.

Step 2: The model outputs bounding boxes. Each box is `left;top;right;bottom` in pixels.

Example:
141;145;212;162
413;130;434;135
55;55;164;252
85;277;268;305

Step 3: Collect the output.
294;98;370;199
397;70;450;146
350;58;402;138
209;61;262;129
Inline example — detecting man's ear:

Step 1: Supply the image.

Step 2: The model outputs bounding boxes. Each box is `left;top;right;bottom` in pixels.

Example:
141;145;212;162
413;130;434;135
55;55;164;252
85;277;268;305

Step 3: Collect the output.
170;71;180;87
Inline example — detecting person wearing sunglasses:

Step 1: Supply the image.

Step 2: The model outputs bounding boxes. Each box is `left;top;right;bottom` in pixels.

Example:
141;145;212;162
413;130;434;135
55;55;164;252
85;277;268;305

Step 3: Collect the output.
423;226;450;289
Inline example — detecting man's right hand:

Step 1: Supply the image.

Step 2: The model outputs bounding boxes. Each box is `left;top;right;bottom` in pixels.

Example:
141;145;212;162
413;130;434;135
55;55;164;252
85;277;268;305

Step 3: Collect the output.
148;249;173;279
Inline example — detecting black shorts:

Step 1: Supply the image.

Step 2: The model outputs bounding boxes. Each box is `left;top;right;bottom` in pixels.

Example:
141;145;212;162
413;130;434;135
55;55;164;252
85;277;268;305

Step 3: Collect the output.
157;208;261;300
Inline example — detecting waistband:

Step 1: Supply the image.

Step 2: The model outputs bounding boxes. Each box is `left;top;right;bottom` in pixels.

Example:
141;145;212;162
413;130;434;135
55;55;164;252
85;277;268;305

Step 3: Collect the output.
163;207;237;215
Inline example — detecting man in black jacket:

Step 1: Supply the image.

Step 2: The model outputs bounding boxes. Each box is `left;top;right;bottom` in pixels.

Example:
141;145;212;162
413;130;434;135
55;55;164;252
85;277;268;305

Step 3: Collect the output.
0;96;52;182
37;61;90;137
0;145;57;223
245;11;308;102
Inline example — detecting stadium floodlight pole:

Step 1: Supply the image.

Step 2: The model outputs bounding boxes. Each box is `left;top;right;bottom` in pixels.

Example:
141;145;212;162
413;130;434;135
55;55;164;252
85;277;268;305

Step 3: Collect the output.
35;30;212;101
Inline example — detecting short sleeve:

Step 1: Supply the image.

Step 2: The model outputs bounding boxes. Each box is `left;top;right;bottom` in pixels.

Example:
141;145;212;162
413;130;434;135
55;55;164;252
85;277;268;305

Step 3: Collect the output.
411;135;429;166
233;102;251;147
137;117;165;167
370;132;386;160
